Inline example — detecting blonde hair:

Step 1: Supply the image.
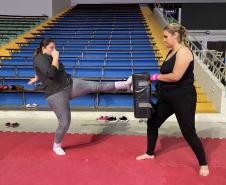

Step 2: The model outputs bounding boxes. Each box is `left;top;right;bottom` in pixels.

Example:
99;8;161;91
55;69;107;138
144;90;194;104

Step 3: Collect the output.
163;23;189;47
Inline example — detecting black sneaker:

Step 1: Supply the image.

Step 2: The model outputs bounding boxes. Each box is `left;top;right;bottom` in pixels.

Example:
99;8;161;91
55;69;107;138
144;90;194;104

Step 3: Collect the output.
118;116;128;123
107;117;118;123
5;122;11;127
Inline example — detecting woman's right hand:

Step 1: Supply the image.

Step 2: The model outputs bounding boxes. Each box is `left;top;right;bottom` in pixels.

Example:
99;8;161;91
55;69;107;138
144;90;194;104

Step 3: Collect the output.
51;48;59;59
150;74;159;81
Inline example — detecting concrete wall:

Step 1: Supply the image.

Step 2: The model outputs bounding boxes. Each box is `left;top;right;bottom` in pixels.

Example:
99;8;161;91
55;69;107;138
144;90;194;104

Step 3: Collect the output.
152;8;168;29
0;0;52;16
52;0;71;16
194;55;225;112
193;56;226;122
0;0;71;17
1;0;226;16
72;0;226;4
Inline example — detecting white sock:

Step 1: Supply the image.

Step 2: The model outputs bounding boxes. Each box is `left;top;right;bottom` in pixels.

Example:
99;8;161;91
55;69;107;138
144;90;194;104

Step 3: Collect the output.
53;142;65;156
53;142;61;148
115;76;133;90
126;76;133;91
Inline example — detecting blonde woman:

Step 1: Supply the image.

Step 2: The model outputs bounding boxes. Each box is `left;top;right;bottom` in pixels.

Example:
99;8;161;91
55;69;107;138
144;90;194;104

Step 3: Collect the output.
136;23;209;176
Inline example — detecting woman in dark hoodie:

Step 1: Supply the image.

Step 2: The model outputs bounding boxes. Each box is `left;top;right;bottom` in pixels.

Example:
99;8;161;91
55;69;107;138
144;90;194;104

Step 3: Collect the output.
29;38;132;156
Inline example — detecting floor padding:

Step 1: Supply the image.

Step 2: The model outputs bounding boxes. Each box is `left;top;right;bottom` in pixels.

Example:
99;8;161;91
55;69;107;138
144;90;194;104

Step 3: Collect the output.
0;132;226;185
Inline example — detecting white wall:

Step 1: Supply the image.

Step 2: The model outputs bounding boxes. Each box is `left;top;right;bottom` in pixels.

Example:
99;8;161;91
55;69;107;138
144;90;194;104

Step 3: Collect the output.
193;55;226;122
194;55;225;112
0;0;52;16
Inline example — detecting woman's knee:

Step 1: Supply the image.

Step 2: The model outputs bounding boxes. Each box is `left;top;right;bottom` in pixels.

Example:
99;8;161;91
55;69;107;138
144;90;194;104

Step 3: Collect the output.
147;118;159;131
59;120;70;131
58;114;71;129
181;127;198;141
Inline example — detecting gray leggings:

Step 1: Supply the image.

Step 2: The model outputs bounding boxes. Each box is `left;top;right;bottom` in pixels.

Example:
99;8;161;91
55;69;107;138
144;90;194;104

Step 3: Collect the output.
47;78;115;143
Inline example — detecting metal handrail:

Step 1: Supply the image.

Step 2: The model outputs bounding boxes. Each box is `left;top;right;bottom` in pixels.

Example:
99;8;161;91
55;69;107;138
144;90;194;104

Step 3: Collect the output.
155;3;226;85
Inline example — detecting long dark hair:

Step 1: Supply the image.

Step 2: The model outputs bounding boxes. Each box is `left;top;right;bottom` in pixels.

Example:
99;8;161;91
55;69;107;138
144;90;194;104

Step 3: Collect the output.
34;38;55;58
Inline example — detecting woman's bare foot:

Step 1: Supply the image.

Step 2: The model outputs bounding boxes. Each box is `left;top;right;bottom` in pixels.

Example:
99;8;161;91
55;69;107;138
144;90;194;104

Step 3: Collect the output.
136;153;155;160
199;165;209;176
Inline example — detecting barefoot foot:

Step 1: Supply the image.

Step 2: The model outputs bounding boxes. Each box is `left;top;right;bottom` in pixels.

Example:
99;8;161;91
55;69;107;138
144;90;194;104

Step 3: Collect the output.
136;153;154;160
199;165;209;176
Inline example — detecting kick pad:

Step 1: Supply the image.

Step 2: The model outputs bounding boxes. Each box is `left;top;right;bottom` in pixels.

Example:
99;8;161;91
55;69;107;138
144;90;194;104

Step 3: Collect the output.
132;73;153;118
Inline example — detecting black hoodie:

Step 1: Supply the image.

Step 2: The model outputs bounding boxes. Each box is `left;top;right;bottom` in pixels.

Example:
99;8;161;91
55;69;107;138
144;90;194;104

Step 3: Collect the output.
34;53;72;98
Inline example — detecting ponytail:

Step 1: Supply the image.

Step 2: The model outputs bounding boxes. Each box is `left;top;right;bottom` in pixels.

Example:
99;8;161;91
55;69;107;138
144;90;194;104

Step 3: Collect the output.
180;26;190;47
34;45;42;58
163;23;190;47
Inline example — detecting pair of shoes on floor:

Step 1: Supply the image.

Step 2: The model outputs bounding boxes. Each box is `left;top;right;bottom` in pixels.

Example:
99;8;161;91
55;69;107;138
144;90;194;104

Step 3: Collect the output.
96;116;110;121
5;122;19;128
0;85;9;91
107;116;129;123
26;103;38;108
96;116;129;123
0;85;24;91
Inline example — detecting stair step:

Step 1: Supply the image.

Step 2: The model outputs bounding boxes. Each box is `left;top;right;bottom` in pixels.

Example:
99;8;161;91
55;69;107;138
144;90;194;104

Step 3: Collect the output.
197;94;207;102
196;102;216;113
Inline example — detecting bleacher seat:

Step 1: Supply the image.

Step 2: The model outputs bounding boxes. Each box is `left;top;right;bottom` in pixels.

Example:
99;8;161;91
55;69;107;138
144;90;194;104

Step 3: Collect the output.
0;4;159;108
0;15;47;46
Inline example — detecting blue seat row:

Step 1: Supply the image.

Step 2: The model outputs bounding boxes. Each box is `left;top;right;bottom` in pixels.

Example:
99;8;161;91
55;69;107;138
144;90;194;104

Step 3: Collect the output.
24;40;152;45
0;91;157;107
20;46;154;51
2;59;159;67
0;66;159;78
12;51;156;58
46;27;148;31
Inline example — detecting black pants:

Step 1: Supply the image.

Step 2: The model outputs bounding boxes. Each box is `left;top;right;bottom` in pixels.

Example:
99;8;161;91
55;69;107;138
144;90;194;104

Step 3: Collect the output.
147;85;207;166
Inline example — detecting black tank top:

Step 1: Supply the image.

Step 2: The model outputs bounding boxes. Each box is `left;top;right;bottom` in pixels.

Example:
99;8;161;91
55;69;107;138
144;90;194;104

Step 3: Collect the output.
159;50;194;87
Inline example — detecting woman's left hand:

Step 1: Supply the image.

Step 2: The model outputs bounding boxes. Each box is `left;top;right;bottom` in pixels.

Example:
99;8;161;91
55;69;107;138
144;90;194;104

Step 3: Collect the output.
28;76;38;85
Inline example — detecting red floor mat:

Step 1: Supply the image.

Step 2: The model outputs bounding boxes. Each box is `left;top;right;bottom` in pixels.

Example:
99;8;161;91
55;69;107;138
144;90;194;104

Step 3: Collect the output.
0;132;226;185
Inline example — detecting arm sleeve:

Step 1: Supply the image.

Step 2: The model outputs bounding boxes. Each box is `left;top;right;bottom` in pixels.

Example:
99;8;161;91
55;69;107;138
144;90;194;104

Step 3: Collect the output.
35;56;59;79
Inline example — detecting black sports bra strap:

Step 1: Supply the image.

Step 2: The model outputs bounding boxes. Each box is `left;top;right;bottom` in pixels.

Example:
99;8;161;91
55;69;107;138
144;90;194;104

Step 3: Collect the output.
165;50;173;61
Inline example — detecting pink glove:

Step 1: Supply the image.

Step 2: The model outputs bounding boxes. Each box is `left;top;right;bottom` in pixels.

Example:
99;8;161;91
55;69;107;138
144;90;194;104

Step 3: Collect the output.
150;74;159;81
